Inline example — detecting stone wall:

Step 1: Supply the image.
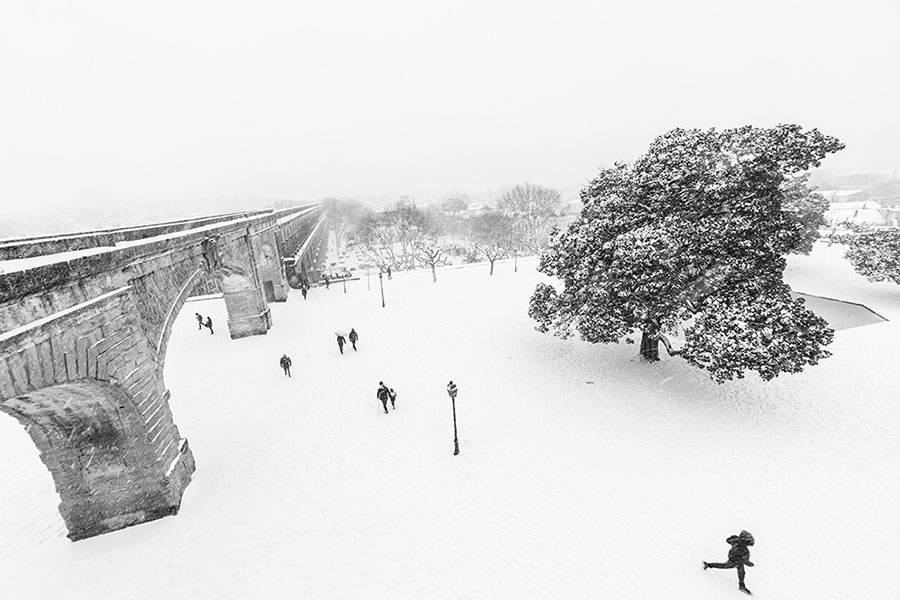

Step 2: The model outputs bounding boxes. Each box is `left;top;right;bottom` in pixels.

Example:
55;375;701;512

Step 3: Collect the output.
0;286;194;540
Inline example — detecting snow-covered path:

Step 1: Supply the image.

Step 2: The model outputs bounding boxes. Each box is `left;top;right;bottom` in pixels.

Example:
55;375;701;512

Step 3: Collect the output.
1;248;898;599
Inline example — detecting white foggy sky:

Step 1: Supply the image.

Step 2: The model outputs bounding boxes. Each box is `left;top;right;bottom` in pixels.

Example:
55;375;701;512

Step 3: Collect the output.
1;0;898;220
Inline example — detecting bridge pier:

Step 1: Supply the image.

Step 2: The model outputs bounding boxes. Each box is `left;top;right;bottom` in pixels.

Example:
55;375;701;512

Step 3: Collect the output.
0;204;324;541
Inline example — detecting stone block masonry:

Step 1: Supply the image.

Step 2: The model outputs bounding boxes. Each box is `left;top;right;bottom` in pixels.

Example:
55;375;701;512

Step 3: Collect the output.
0;204;323;540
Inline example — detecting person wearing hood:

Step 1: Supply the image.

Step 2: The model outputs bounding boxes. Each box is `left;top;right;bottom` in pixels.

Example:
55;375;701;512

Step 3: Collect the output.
703;530;755;595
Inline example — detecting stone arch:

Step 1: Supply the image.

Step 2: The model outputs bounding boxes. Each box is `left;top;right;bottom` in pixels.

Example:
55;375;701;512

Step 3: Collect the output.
155;266;205;371
0;380;194;540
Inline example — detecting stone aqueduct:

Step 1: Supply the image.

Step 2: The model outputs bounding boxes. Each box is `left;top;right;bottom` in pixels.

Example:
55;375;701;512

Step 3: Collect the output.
0;204;327;540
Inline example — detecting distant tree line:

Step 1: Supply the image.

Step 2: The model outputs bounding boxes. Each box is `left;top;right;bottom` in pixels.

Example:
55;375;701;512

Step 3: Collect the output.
323;184;566;281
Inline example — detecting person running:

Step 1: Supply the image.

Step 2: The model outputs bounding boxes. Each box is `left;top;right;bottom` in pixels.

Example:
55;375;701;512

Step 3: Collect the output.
204;316;214;334
703;530;755;595
195;313;204;330
348;328;358;351
280;354;292;377
336;334;346;354
376;382;390;414
388;388;397;410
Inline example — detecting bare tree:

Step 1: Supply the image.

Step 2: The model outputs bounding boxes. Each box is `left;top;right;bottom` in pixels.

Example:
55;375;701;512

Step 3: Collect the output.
497;183;562;253
413;242;448;283
353;209;396;272
352;202;439;271
471;211;513;275
323;198;365;255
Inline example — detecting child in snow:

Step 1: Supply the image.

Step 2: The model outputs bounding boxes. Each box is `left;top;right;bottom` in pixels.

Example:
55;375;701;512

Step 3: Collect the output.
704;530;755;595
388;388;396;410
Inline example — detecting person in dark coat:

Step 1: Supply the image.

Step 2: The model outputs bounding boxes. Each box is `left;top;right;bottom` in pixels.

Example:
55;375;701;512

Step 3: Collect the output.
348;328;358;351
336;334;346;354
204;316;214;334
704;530;755;595
386;266;392;280
301;285;308;300
376;382;390;414
195;313;204;330
280;354;292;377
323;274;330;289
388;388;397;410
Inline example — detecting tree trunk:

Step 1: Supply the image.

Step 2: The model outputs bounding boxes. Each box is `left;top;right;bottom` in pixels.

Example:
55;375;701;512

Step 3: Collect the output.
639;331;660;362
431;263;437;283
489;259;495;275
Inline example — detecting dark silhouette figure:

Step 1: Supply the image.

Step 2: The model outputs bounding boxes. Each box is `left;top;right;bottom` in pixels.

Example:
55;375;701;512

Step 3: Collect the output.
280;354;292;377
348;328;358;351
324;275;330;289
377;382;390;414
204;316;214;334
301;286;308;300
386;266;392;280
195;313;204;330
388;388;397;410
336;334;346;354
704;530;755;595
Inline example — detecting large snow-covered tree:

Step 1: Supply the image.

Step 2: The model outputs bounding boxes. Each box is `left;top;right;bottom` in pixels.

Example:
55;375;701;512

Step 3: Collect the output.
529;124;844;383
840;227;900;285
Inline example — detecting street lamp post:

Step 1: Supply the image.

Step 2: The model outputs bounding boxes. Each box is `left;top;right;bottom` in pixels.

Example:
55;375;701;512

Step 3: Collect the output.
378;271;385;308
342;277;347;294
367;267;371;291
447;381;459;455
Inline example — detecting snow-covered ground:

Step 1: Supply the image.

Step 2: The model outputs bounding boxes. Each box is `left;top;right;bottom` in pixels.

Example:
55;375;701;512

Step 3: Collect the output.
1;243;898;599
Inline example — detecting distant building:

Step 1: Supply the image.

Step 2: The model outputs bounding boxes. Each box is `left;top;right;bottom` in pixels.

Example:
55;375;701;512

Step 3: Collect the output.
824;200;887;226
463;203;491;216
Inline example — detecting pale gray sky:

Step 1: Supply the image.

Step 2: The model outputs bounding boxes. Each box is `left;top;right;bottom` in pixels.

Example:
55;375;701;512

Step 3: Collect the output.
2;0;898;222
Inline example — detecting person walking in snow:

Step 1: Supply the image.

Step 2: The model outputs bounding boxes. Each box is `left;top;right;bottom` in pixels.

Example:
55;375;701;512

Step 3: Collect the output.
386;266;392;280
336;334;346;354
204;316;214;334
703;530;755;595
323;274;330;289
301;285;308;300
195;313;204;330
388;387;397;410
348;328;358;351
376;381;390;414
280;354;292;377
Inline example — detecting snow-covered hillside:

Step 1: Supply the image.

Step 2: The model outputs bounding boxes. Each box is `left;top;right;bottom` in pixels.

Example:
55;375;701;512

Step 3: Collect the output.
0;244;897;599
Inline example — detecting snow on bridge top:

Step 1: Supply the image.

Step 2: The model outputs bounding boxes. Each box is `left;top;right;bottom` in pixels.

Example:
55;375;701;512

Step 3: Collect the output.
0;204;321;303
0;204;319;262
